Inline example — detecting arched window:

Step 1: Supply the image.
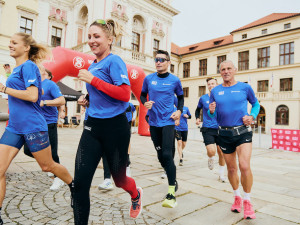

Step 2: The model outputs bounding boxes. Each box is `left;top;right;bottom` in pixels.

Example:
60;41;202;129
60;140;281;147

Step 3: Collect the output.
275;105;289;125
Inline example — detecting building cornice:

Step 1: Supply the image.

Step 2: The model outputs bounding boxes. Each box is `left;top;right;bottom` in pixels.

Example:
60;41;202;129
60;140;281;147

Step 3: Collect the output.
16;5;38;15
173;27;300;57
144;0;179;16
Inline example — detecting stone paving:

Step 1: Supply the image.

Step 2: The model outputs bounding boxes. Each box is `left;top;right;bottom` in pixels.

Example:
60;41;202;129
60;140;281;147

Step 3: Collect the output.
2;127;300;225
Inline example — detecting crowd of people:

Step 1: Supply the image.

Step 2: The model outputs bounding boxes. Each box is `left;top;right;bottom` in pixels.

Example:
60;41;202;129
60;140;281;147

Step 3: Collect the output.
0;18;260;224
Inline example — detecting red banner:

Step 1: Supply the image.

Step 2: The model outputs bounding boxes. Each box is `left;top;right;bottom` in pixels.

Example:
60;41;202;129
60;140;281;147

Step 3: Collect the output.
271;129;300;152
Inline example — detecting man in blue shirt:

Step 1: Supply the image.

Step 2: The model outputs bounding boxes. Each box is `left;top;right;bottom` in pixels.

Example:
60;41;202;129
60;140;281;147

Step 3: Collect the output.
140;50;183;208
175;106;191;166
195;78;225;182
209;60;260;220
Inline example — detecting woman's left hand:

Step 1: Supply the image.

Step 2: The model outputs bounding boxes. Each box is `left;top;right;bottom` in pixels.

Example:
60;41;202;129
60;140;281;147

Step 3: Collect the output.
78;69;94;84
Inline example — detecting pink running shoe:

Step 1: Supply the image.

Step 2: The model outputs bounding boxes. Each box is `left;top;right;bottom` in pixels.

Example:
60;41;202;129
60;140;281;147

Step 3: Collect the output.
243;200;256;219
130;187;143;219
231;196;242;213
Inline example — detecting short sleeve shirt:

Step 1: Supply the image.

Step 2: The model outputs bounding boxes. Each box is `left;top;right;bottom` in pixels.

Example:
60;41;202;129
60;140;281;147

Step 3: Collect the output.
175;106;191;131
197;94;218;129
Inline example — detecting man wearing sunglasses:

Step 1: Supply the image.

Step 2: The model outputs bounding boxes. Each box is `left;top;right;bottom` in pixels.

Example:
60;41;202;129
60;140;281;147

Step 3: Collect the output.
140;50;184;208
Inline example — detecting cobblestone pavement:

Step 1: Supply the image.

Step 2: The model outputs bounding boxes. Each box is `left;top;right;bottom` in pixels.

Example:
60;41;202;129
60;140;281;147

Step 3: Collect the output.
2;127;300;225
3;171;176;225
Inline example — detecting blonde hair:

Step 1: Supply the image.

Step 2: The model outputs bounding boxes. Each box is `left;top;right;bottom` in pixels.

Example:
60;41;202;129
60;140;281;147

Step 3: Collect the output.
15;32;50;64
89;19;123;49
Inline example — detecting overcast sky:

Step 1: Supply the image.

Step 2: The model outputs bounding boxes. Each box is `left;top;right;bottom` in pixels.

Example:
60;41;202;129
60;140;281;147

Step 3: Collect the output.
171;0;300;47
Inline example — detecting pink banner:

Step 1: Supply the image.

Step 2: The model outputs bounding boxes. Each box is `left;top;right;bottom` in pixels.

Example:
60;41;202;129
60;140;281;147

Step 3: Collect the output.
271;129;300;152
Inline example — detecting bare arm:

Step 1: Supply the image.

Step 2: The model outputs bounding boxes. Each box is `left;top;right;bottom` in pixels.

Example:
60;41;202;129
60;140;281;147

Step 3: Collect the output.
41;96;66;107
0;83;38;102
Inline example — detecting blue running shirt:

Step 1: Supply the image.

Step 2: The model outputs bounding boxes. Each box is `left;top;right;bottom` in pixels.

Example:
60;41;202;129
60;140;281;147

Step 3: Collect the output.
40;79;63;124
6;60;48;134
197;94;218;129
87;54;130;118
209;82;257;127
141;73;183;127
175;106;191;131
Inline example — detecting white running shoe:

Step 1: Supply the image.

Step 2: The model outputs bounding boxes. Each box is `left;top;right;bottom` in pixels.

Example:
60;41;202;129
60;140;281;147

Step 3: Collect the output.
50;177;65;191
126;167;131;177
161;171;167;179
208;157;214;170
219;176;226;183
47;172;54;177
98;179;114;190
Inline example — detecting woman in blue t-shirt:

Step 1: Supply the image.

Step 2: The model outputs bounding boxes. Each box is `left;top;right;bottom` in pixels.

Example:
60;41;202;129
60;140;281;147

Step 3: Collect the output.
74;19;142;223
0;33;73;224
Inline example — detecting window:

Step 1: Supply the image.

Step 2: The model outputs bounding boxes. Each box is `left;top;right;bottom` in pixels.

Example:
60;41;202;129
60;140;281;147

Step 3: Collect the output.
276;105;289;125
280;78;293;91
153;39;159;56
131;32;140;52
261;29;267;35
51;27;62;47
280;42;294;65
242;34;247;39
284;23;291;29
183;87;189;97
199;59;207;76
183;62;190;78
257;80;269;92
258;47;270;68
238;51;249;71
20;17;33;34
217;55;226;73
198;86;206;97
170;64;174;73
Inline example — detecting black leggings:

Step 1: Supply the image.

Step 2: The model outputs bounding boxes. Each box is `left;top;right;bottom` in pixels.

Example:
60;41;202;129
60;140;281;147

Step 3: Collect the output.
23;123;60;163
150;125;176;186
73;114;137;225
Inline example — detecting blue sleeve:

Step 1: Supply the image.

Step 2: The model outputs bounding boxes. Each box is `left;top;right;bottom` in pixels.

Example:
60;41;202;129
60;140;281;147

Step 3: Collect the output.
141;77;148;93
109;55;130;86
208;91;216;118
130;103;136;112
22;62;40;88
174;78;184;96
187;108;191;116
50;82;63;99
246;84;257;104
197;98;203;109
250;100;260;119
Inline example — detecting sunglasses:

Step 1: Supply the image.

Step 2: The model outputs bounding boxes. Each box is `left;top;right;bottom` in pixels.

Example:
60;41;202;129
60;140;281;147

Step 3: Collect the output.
154;57;169;63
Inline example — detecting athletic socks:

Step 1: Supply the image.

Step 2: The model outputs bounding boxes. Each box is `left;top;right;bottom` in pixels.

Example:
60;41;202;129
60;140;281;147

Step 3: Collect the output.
244;192;251;201
219;165;225;176
168;185;176;196
234;189;241;197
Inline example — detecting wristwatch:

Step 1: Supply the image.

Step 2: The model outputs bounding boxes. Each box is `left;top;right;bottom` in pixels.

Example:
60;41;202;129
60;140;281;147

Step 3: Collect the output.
44;100;47;106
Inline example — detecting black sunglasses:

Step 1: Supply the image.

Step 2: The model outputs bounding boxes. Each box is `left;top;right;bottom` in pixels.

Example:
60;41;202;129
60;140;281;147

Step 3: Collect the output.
154;57;169;63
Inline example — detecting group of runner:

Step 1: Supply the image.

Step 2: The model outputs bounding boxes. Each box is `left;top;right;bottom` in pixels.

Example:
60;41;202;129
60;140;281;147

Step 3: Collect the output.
0;18;259;225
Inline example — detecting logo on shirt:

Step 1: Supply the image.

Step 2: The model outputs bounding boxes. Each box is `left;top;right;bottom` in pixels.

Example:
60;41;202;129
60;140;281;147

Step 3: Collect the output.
28;79;36;83
231;91;240;93
152;81;157;85
73;56;85;69
218;91;224;95
163;83;171;85
84;126;92;131
121;74;128;79
130;69;139;79
206;101;209;104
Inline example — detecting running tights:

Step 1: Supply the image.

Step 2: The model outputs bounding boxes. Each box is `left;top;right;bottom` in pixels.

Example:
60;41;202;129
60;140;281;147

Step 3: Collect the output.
150;125;176;186
73;114;138;225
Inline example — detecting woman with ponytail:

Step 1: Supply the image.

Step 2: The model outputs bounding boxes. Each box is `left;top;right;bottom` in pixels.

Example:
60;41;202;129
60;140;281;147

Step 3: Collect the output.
0;33;73;224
